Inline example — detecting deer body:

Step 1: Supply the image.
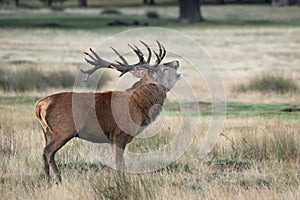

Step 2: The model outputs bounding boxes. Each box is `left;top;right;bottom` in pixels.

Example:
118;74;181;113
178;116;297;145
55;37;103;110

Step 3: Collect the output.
35;41;180;184
35;83;166;143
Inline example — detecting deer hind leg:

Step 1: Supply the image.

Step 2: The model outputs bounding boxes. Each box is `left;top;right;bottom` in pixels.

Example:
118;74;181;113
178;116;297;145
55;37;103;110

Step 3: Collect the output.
42;152;50;183
42;127;51;183
43;132;74;184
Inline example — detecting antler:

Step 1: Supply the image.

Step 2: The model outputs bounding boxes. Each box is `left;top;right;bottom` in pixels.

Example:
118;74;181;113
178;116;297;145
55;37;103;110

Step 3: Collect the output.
153;40;166;65
81;48;113;82
81;41;166;81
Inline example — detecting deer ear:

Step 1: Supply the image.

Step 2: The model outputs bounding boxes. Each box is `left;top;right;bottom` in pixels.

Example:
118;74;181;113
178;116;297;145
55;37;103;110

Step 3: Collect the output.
148;70;158;80
147;70;154;77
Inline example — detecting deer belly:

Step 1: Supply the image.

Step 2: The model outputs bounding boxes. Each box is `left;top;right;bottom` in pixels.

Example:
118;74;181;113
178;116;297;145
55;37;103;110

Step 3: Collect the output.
77;127;110;143
72;102;111;143
76;117;110;143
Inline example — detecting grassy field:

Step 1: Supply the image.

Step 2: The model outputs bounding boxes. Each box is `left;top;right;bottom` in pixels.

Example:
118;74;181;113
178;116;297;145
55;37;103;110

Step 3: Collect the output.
0;5;299;200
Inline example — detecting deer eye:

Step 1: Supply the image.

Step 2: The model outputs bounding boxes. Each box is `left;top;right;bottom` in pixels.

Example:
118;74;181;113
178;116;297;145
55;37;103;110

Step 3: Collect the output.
163;68;168;72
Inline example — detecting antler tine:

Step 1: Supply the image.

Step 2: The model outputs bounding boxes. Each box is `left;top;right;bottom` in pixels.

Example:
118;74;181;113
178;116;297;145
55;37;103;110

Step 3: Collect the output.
80;65;102;82
134;44;144;60
159;42;166;61
84;51;96;62
154;40;166;65
109;43;148;77
84;57;96;65
128;44;144;63
156;40;163;58
139;40;152;63
83;48;102;65
110;46;128;65
81;48;113;82
90;48;101;60
154;41;161;65
153;50;161;65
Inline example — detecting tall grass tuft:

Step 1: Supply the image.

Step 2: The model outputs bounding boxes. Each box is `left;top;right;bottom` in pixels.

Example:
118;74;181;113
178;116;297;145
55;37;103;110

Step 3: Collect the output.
92;173;154;199
0;68;109;92
211;125;300;165
236;74;298;94
238;131;299;162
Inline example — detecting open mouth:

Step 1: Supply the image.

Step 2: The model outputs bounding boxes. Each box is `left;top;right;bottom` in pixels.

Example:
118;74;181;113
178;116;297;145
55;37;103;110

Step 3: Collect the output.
177;73;182;79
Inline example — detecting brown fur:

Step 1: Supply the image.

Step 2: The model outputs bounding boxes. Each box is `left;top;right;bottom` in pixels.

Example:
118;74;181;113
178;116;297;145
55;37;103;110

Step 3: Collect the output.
34;83;167;184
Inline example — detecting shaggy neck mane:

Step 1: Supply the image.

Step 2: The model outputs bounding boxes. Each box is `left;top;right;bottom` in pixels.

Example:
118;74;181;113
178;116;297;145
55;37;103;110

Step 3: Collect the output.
130;83;167;127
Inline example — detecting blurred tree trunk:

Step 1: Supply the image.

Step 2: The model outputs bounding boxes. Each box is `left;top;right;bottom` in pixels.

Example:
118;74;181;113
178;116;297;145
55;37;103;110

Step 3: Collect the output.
9;0;19;7
214;0;224;4
179;0;203;23
15;0;19;7
143;0;155;5
78;0;87;7
44;0;52;7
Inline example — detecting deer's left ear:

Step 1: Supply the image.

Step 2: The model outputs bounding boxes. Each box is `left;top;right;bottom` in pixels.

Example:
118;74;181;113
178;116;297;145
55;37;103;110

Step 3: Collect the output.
148;70;159;81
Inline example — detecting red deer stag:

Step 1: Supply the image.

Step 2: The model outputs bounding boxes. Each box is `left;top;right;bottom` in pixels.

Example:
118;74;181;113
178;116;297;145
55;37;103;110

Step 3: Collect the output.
34;41;181;184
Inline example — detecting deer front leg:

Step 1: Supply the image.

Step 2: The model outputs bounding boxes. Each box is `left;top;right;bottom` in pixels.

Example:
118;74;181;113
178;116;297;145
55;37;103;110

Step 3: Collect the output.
112;142;126;172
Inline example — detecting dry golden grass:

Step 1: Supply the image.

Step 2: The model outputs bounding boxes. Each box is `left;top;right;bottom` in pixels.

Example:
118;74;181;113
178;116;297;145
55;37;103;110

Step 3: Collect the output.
1;26;299;102
0;6;300;199
0;103;299;199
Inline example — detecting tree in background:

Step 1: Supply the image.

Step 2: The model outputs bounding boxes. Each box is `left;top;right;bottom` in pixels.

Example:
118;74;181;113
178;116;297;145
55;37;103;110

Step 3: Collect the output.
44;0;52;7
78;0;87;7
39;0;66;7
179;0;203;23
10;0;19;7
143;0;155;5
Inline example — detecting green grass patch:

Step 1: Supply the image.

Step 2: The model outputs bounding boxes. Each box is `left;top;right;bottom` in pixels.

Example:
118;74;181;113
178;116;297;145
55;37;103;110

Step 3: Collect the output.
236;74;298;94
0;13;156;30
1;5;300;30
6;0;177;8
0;95;298;119
165;101;300;118
225;102;300;118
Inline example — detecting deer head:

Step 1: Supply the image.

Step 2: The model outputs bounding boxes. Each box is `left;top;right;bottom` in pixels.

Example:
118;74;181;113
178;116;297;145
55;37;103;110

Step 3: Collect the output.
81;41;181;91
